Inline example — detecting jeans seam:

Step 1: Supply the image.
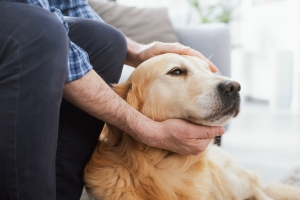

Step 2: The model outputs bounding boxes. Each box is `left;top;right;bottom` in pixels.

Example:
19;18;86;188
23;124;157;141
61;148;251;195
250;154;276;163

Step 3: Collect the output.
1;34;22;200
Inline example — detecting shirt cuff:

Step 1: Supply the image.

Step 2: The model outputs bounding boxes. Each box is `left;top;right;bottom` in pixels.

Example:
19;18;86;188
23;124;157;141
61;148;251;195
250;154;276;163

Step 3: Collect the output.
66;42;93;83
51;8;93;83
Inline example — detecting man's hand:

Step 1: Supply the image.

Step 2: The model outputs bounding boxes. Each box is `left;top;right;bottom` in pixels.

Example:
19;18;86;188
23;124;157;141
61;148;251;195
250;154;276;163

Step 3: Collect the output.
125;39;218;73
141;119;225;155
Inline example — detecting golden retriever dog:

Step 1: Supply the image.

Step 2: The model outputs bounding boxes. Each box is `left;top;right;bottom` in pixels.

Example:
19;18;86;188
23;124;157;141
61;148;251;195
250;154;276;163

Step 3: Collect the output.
84;53;300;200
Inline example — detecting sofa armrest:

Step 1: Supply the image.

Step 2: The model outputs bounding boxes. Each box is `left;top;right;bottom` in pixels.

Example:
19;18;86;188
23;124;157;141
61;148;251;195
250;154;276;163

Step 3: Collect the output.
174;23;231;77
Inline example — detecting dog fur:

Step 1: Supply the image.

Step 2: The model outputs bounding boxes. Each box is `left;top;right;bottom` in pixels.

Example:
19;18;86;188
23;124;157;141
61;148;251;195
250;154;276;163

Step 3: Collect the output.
84;53;300;200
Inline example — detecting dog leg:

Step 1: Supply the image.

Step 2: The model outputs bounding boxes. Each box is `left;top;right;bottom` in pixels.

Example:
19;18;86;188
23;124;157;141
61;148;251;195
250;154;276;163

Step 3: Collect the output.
250;186;274;200
263;183;300;200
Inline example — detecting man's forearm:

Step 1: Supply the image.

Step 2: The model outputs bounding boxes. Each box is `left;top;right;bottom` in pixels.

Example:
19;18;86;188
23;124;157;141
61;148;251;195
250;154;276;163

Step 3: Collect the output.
63;69;155;143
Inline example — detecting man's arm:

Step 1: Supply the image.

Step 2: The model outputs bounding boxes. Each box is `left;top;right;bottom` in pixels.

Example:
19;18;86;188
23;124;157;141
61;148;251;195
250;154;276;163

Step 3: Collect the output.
63;69;224;155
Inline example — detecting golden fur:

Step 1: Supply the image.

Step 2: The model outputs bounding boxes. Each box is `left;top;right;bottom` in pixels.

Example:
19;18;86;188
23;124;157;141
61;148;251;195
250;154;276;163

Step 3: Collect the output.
84;53;300;200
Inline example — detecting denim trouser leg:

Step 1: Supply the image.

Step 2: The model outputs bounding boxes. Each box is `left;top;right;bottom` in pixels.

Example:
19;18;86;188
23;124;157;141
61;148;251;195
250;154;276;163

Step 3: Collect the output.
0;2;69;200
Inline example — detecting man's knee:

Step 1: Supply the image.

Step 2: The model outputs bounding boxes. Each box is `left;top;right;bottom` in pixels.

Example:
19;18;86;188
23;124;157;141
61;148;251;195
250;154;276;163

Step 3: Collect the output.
21;4;69;57
0;2;69;61
67;18;127;83
103;24;127;60
0;2;69;84
98;23;128;70
2;3;67;42
94;25;127;82
67;18;127;58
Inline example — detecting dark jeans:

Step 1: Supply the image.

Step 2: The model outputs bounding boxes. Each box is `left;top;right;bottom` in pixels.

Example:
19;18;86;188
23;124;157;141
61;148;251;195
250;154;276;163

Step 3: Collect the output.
0;2;127;200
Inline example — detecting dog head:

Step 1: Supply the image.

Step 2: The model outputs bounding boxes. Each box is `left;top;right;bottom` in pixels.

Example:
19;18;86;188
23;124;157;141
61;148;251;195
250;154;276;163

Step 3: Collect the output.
115;53;240;126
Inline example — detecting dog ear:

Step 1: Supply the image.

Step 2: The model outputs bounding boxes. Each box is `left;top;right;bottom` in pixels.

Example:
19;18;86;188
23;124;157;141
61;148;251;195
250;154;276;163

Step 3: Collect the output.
113;81;132;100
98;82;132;147
126;84;143;111
113;80;143;112
103;78;145;147
100;124;123;147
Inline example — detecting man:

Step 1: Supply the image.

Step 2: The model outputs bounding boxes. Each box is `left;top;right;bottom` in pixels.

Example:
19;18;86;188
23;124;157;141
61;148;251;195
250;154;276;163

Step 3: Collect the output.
0;0;224;199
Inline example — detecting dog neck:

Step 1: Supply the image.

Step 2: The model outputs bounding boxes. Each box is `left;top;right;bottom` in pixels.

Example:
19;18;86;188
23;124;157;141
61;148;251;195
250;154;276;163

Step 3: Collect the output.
100;123;171;155
100;123;205;171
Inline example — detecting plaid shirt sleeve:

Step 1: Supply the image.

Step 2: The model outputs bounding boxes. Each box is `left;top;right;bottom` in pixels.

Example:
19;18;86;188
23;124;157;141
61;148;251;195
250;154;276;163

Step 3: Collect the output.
49;0;103;21
51;6;96;82
50;0;105;82
67;42;93;82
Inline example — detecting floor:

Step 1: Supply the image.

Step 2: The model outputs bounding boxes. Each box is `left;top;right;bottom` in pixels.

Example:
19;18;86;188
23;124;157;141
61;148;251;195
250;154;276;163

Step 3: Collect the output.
222;99;300;184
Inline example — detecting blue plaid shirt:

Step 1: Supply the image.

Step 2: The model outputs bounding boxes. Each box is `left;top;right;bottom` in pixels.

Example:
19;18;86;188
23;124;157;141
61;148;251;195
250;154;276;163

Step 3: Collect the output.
4;0;103;82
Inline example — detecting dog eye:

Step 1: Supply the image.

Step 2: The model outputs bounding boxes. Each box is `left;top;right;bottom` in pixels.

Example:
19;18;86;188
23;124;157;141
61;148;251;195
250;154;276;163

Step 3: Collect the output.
168;68;186;76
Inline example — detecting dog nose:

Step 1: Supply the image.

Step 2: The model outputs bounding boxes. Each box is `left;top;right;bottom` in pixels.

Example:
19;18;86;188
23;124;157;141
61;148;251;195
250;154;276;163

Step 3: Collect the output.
218;81;241;94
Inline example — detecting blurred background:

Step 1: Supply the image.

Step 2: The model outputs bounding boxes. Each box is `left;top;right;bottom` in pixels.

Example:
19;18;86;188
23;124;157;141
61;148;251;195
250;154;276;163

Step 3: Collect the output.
95;0;300;183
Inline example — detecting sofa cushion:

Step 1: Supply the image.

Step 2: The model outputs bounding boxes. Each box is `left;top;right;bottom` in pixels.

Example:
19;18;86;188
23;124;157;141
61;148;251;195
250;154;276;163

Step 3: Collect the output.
88;0;179;44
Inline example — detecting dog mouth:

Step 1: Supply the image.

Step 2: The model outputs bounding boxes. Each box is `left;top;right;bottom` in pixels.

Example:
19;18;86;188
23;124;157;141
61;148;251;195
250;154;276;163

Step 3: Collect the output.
186;101;240;127
202;94;240;125
208;103;239;121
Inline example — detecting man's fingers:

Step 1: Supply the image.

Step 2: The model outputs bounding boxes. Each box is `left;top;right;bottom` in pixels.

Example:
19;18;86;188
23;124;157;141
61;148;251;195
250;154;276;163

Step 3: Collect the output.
157;119;225;155
187;127;224;155
191;126;225;139
209;126;225;138
142;42;218;73
177;46;218;73
151;42;184;54
188;138;214;155
154;42;218;73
